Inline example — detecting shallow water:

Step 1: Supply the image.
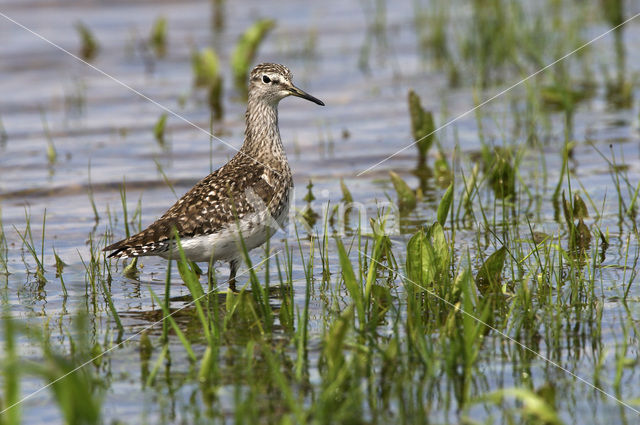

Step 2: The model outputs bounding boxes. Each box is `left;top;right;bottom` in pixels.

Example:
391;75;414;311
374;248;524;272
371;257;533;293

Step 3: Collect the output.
1;0;640;423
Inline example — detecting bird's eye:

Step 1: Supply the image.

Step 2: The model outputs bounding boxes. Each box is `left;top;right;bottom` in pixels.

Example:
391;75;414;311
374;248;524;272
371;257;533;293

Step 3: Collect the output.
262;75;271;83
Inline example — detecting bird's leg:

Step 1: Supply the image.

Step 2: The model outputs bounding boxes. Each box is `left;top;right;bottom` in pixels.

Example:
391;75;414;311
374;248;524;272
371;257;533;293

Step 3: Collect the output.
228;259;239;292
206;262;215;289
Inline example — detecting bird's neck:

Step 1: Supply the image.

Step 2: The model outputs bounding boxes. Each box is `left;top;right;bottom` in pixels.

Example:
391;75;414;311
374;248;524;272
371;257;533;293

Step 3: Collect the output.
240;98;286;165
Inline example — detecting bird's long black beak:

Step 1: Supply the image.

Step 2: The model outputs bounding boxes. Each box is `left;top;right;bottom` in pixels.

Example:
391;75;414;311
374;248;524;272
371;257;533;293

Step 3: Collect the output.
289;85;325;106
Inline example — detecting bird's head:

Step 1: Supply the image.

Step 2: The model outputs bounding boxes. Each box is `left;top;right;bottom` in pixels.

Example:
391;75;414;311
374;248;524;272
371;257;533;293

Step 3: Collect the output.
249;63;324;107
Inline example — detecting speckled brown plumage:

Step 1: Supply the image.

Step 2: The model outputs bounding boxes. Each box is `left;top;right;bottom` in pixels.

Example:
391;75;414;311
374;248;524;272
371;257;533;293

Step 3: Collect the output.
103;63;324;285
103;158;291;258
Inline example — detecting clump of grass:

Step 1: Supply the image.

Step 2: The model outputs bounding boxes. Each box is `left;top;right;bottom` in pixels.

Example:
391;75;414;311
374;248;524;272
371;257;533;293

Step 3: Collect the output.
481;146;516;200
114;180;140;276
192;47;221;88
589;144;640;224
34;313;103;424
153;113;168;146
52;247;67;297
39;110;57;166
601;0;624;28
408;90;436;167
540;83;593;112
404;187;455;321
75;21;99;61
329;178;356;231
462;0;518;87
13;209;47;284
148;259;197;364
479;387;563;424
389;171;417;213
192;47;224;119
406;222;450;289
78;231;124;337
1;311;20;425
0;210;8;275
340;178;353;204
0;115;7;148
357;0;389;73
86;161;100;223
437;182;453;226
149;16;168;58
211;0;225;32
231;19;275;94
63;79;87;120
301;180;319;230
1;311;104;424
413;0;450;64
604;73;634;109
207;78;224;120
450;0;591;90
433;151;452;185
475;245;507;293
562;190;591;254
457;163;480;220
601;0;633;108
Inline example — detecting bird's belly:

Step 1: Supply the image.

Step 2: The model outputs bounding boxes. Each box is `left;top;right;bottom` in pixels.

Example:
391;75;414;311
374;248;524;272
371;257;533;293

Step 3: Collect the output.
164;209;283;263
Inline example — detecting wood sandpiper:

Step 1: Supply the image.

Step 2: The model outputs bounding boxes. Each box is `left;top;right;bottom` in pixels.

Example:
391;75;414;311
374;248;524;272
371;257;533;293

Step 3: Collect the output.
103;63;324;287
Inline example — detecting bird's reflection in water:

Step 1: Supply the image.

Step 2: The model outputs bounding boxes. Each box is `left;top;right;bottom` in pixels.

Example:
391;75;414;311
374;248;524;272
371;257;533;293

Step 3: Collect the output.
118;284;293;342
